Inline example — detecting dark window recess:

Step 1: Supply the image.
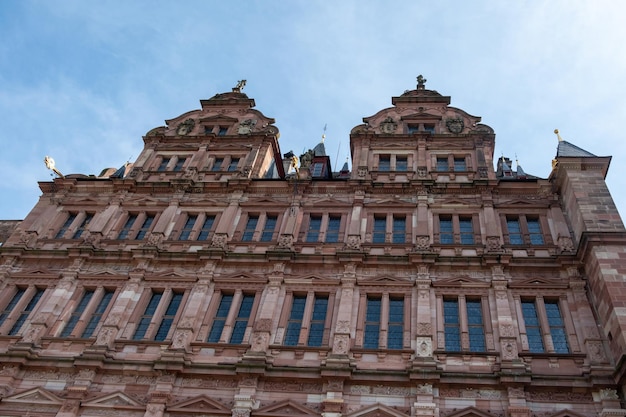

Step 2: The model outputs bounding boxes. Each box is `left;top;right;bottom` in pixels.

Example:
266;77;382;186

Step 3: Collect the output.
326;216;341;243
364;297;381;349
284;295;306;346
227;158;240;172
230;294;254;343
154;293;183;341
207;294;233;342
133;292;162;340
136;215;154;240
0;288;26;327
81;290;114;338
173;158;186;172
197;215;216;241
306;216;322;243
60;290;94;337
378;156;390;171
72;214;93;239
158;157;170;171
212;158;224;171
9;289;44;336
387;297;404;349
55;214;77;239
260;216;277;242
436;157;448;171
179;215;197;240
308;296;328;346
242;216;258;241
118;215;137;240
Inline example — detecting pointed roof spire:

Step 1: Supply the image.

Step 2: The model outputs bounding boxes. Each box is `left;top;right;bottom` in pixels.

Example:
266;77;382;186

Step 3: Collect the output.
554;129;597;158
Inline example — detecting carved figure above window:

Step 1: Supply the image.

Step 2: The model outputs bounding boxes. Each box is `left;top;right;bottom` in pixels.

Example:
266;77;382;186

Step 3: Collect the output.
177;118;195;135
379;116;398;134
238;118;257;134
446;117;464;134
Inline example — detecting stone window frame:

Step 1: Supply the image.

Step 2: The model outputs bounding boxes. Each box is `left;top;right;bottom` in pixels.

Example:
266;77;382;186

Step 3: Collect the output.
154;154;189;172
431;153;472;173
277;290;335;347
57;286;118;338
299;213;346;244
236;212;282;243
207;154;245;173
0;285;47;336
203;288;262;345
354;288;412;351
436;294;492;353
366;212;411;244
127;287;189;342
500;213;552;246
170;211;220;241
372;152;414;172
115;211;159;241
433;213;481;246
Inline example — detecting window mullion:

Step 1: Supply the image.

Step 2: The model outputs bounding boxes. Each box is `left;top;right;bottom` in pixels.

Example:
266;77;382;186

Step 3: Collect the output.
298;291;315;345
380;293;390;349
435;295;445;350
72;286;104;337
458;295;469;350
534;296;552;352
222;290;243;342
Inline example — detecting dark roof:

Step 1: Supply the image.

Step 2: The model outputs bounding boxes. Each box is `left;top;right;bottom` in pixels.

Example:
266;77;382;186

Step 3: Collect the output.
556;140;597;158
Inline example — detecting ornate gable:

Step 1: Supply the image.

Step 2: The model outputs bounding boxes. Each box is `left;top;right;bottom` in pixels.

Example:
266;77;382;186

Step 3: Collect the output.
168;395;231;415
446;406;497;417
81;391;144;408
432;276;489;288
1;387;64;404
347;403;409;417
254;399;319;417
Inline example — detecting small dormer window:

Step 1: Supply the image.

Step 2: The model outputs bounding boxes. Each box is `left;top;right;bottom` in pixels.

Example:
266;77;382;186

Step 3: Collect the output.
407;125;420;134
218;127;228;136
311;162;324;177
424;124;435;134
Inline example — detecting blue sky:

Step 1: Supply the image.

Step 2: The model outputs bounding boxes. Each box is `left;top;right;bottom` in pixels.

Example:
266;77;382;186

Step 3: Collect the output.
1;1;625;221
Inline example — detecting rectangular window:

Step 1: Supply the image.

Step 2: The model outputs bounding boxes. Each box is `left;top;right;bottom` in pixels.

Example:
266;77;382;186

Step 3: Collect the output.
506;218;523;245
242;215;258;242
545;300;568;353
55;214;77;239
311;162;324;177
527;218;545;245
364;297;381;349
133;292;162;340
439;216;454;244
157;157;170;172
436;157;449;172
179;215;197;240
212;158;224;171
173;157;186;172
466;299;486;352
9;288;44;335
326;215;341;243
306;216;322;243
521;300;544;353
424;124;435;134
227;158;240;172
443;299;461;351
0;288;26;327
230;294;254;344
373;216;386;243
207;294;233;343
379;156;391;172
135;215;154;240
284;295;306;346
218;127;228;136
459;217;474;244
453;157;467;171
387;297;404;349
81;290;114;338
72;213;93;239
392;216;406;244
154;292;183;341
260;215;277;242
117;214;137;240
60;290;94;337
407;125;420;134
396;156;408;171
197;215;216;241
308;296;328;347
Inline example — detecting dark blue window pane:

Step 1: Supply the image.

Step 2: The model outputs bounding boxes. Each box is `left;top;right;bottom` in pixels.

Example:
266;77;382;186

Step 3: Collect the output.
440;217;453;244
527;219;544;245
379;156;390;171
133;292;162;340
154;293;183;341
9;289;44;335
208;294;233;342
466;300;485;352
373;217;386;243
242;216;258;241
61;290;94;337
388;298;404;349
308;296;328;347
227;158;239;171
197;215;215;241
55;214;77;239
82;290;113;338
364;298;381;348
521;301;544;352
396;157;408;171
72;214;93;239
173;157;186;172
454;158;466;171
545;300;568;353
179;215;197;240
436;157;448;171
212;158;223;171
118;215;137;239
284;296;306;346
0;288;25;326
326;216;341;243
230;294;254;344
158;157;170;171
459;218;474;244
392;217;405;244
444;299;460;351
507;219;523;245
260;216;277;242
306;216;322;243
136;215;154;240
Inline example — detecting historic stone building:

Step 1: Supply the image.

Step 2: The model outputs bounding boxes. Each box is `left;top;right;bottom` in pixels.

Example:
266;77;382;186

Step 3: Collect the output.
0;78;625;417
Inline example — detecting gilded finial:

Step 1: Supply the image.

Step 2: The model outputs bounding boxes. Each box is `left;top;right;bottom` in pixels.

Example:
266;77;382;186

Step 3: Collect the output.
44;156;64;178
554;129;563;142
232;79;247;93
322;124;327;143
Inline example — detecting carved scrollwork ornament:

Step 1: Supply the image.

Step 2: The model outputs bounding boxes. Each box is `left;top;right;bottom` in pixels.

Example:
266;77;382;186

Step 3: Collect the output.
446;117;464;134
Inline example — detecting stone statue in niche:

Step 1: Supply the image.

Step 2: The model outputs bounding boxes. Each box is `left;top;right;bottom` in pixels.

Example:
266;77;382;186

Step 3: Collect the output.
238;119;257;134
177;118;195;135
445;117;464;134
379;116;398;134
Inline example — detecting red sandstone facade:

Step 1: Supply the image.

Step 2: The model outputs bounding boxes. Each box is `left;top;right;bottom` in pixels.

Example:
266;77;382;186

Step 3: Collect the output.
0;79;625;417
